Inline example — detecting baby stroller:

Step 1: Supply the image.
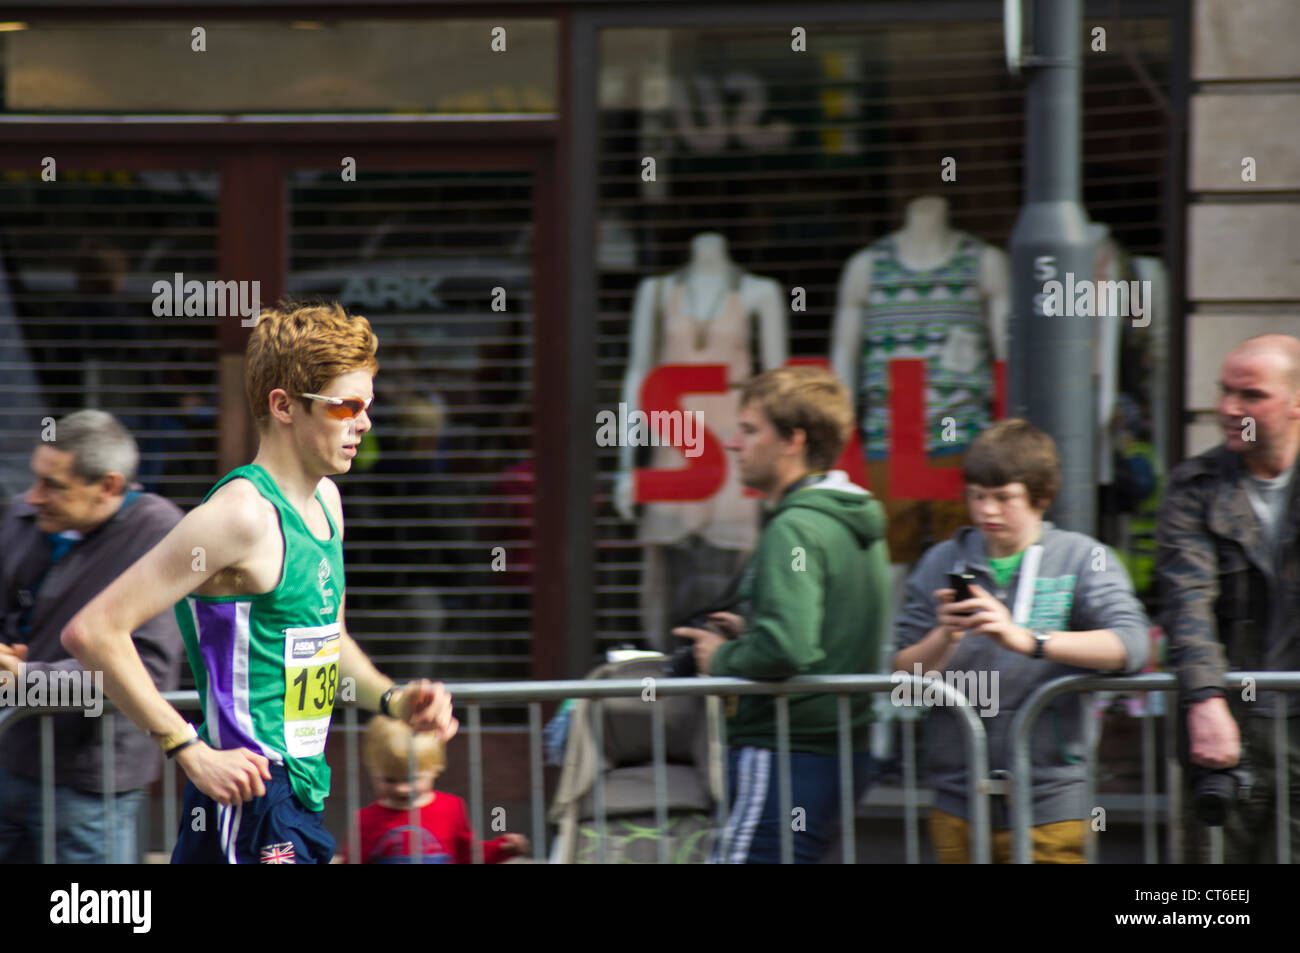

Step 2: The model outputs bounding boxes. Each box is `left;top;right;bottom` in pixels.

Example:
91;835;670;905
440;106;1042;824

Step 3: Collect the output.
548;655;723;863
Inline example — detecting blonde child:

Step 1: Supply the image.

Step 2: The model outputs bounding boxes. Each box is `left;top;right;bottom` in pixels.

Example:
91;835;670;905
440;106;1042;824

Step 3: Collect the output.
346;715;529;863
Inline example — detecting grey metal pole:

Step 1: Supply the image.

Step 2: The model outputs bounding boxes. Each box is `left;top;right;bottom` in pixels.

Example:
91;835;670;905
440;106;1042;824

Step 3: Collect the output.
1008;0;1097;536
528;702;546;862
345;705;360;864
469;704;485;865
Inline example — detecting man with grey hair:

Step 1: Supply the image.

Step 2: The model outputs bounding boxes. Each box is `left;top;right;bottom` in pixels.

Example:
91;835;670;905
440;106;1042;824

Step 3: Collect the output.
0;410;185;863
1159;333;1300;862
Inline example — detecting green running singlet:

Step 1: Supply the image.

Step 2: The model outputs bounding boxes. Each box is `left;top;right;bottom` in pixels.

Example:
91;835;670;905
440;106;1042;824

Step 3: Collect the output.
174;464;345;811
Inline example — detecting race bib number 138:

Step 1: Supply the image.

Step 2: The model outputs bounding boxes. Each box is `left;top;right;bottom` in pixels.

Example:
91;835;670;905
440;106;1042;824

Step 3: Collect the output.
283;623;341;758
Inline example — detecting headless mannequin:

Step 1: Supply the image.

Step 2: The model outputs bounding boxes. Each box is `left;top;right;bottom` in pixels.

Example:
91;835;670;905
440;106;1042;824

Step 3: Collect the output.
831;196;1008;392
829;196;1009;764
617;232;787;649
617;233;787;517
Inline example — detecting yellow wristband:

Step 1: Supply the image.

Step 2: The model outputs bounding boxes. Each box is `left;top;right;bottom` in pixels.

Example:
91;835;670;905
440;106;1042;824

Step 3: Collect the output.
156;723;197;754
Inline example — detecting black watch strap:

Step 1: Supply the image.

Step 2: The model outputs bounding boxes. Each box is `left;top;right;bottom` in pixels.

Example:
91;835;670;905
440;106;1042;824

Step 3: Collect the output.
379;686;398;717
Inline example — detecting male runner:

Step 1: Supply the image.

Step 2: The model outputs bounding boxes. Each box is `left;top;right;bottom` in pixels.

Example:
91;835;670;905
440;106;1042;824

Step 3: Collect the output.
62;301;457;863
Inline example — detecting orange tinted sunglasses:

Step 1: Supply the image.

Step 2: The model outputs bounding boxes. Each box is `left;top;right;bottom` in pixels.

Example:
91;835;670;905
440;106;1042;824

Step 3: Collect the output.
300;393;373;420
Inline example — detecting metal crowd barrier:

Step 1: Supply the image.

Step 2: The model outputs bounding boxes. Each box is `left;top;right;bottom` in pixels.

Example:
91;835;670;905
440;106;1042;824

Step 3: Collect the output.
0;693;206;864
402;673;991;864
0;673;991;864
1008;671;1300;865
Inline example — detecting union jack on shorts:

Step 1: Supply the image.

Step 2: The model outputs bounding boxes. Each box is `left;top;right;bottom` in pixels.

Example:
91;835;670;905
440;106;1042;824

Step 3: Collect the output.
259;841;296;864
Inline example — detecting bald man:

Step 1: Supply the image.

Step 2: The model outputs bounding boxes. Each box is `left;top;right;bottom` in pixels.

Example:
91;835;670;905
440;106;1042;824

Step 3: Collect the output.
1158;333;1300;862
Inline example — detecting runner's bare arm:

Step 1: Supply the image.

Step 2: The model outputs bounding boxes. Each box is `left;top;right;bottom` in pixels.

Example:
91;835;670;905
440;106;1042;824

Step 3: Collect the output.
61;480;275;804
316;479;380;704
336;593;387;709
319;478;457;741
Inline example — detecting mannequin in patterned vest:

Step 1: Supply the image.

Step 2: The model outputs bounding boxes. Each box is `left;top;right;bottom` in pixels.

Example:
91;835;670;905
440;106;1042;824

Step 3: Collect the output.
831;196;1009;567
616;233;787;651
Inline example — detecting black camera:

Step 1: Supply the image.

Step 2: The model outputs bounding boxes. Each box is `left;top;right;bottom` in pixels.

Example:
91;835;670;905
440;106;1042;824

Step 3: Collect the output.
1178;701;1253;827
1189;761;1253;827
663;643;698;678
663;612;724;678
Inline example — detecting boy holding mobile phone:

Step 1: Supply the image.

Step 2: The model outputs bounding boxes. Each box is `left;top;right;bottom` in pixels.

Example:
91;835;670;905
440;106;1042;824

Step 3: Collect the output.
893;419;1150;863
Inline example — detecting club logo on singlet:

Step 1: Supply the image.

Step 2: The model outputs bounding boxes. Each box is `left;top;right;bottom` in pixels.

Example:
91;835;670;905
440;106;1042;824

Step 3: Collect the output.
317;558;334;615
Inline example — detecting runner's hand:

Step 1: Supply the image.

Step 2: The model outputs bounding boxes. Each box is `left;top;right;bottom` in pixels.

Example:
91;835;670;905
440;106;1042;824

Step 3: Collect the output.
176;742;271;806
394;679;459;742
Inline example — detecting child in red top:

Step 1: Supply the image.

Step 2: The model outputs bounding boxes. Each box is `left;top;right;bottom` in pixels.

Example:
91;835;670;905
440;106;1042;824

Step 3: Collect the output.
345;715;529;864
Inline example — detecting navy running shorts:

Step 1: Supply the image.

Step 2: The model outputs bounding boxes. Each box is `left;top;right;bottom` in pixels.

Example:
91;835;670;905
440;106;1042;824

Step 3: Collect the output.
171;763;335;864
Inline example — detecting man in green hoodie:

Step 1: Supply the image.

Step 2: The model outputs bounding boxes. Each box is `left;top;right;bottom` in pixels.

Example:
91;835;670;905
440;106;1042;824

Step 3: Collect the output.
675;365;890;863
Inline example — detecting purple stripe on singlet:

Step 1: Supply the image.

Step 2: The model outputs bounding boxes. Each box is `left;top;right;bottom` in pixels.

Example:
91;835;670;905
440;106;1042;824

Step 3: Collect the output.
192;599;259;752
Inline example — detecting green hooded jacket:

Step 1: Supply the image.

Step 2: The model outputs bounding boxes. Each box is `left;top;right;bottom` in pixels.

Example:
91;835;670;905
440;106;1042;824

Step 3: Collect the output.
710;471;890;754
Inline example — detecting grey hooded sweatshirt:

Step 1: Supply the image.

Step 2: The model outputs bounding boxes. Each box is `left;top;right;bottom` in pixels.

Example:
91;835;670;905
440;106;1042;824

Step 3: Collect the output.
894;522;1150;828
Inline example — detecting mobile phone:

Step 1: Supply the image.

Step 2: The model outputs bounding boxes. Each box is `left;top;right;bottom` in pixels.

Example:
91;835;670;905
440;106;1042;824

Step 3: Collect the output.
947;572;976;603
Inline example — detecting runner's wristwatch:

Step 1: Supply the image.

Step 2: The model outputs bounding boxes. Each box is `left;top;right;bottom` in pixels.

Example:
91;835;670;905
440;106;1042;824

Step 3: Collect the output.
1031;629;1052;659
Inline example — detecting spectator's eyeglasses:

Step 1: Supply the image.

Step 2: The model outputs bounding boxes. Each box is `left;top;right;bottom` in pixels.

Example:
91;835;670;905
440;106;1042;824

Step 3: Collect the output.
299;393;373;420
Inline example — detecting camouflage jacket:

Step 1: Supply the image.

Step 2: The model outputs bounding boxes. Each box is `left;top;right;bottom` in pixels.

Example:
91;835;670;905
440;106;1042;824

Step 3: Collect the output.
1156;444;1300;705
